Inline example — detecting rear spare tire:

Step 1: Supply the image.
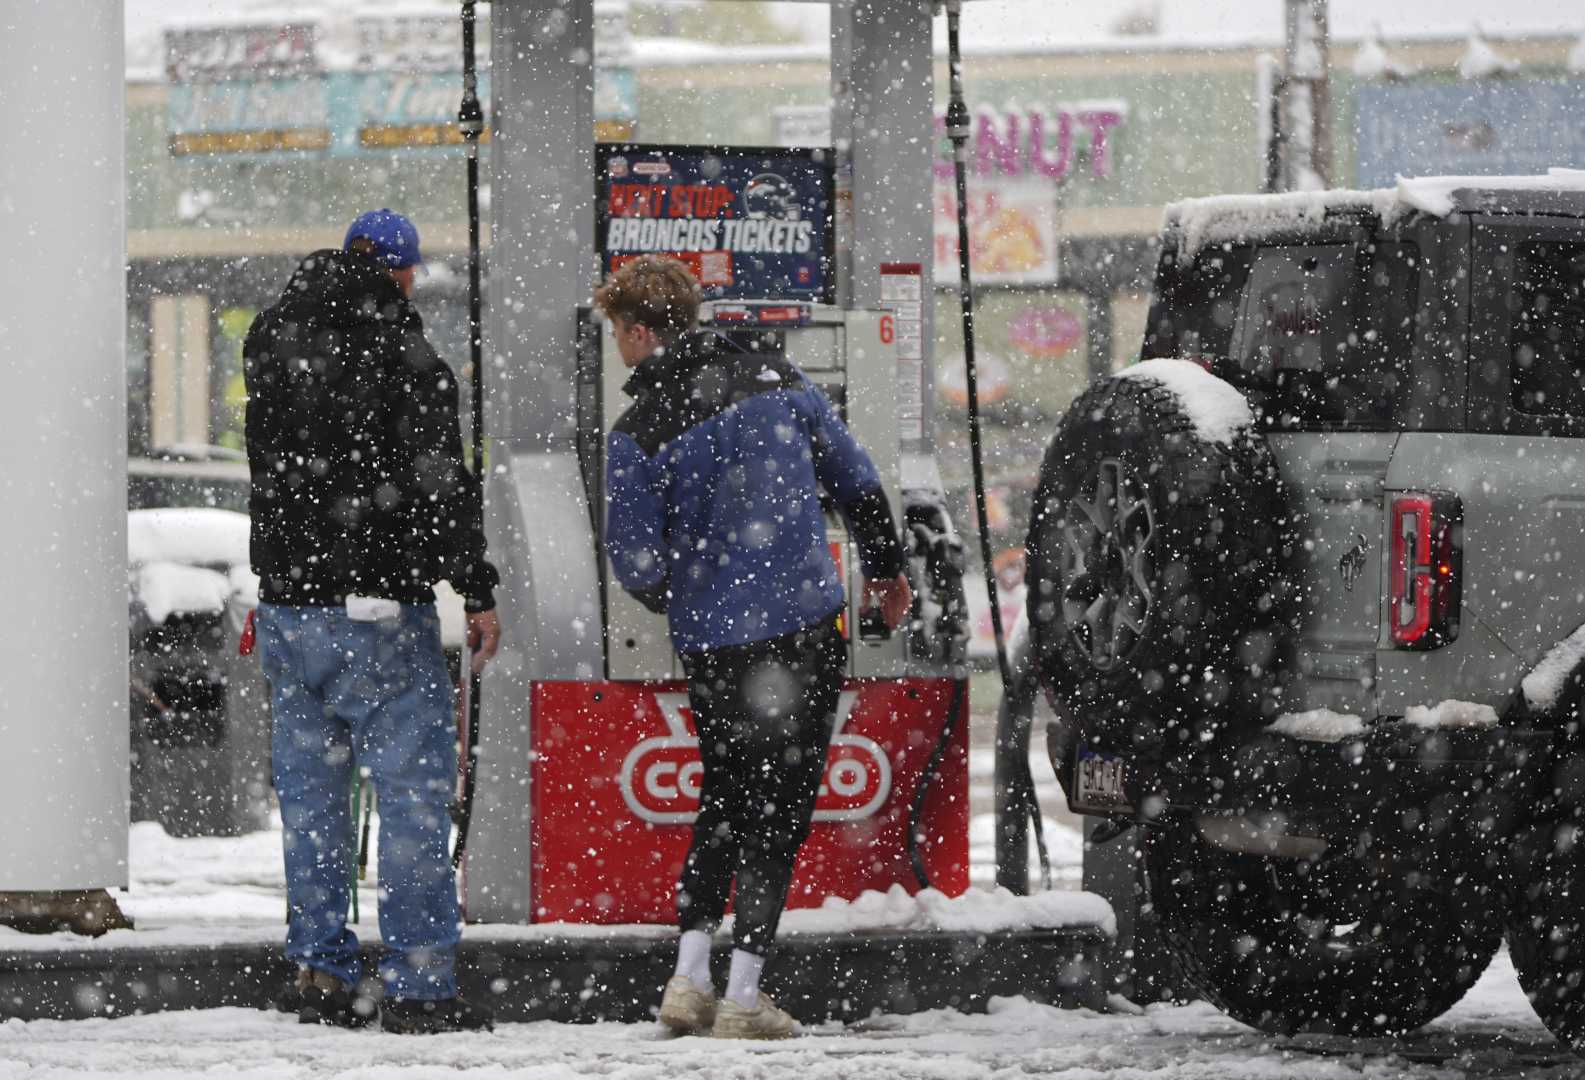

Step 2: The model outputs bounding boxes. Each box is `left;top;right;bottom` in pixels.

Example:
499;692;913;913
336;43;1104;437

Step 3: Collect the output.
1025;360;1290;758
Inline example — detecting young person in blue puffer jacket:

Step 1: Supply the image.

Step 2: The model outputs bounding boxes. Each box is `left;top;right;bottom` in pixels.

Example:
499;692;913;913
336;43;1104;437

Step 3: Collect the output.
599;256;912;1040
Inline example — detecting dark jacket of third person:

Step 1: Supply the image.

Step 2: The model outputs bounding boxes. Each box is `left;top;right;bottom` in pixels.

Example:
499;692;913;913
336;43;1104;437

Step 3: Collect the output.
605;331;903;653
243;248;497;612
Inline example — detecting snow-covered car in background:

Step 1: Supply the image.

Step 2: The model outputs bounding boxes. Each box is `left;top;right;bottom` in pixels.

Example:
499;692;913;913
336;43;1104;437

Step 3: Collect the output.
127;447;468;645
126;448;470;837
1025;170;1585;1048
127;450;266;837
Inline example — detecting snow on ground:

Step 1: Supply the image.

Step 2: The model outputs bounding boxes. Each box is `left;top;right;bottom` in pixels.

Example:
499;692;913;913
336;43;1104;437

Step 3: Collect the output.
2;797;1576;1076
967;747;1084;889
0;951;1568;1078
0;792;1090;953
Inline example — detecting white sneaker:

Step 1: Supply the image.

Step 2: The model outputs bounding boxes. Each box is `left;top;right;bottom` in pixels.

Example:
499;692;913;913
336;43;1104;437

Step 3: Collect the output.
710;993;796;1040
658;975;717;1034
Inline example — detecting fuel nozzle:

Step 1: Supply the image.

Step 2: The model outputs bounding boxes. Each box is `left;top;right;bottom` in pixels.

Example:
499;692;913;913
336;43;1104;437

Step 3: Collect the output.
858;603;892;645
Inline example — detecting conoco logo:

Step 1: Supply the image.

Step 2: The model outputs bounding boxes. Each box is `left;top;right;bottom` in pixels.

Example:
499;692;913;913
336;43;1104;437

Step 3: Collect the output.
618;692;892;825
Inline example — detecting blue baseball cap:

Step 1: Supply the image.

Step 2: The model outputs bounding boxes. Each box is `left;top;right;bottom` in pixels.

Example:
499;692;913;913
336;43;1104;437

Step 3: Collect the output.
344;208;423;270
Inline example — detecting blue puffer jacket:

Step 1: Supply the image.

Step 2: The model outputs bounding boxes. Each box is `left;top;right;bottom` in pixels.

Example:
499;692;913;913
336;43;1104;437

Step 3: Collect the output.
605;332;903;653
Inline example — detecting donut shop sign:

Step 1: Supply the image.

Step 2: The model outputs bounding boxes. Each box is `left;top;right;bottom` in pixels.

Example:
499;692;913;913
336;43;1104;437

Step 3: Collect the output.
933;101;1129;181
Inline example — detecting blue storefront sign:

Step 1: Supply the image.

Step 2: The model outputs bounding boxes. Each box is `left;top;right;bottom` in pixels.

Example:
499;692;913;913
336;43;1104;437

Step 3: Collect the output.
169;67;636;159
1356;80;1585;189
167;77;333;156
595;144;835;304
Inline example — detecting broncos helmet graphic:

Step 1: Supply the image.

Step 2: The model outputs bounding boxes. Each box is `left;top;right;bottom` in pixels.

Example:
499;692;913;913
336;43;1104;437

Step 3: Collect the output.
742;173;802;222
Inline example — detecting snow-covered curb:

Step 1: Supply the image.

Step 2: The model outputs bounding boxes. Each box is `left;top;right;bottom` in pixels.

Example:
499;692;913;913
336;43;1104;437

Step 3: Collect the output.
762;885;1115;939
1116;359;1253;445
0;887;1114;953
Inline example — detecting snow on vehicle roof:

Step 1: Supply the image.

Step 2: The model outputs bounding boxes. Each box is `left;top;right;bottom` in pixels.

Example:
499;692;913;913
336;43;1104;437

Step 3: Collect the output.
128;508;250;569
135;563;233;625
1165;169;1585;256
1115;358;1253;446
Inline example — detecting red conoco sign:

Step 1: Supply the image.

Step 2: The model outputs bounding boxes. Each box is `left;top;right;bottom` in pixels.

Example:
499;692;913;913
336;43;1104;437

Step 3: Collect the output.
529;679;969;924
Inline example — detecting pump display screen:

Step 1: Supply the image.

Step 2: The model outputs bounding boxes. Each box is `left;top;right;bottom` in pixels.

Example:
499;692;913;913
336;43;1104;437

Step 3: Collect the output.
596;143;834;304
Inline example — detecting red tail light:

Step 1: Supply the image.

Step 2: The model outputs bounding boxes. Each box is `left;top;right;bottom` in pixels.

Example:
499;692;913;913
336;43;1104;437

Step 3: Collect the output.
1389;493;1461;649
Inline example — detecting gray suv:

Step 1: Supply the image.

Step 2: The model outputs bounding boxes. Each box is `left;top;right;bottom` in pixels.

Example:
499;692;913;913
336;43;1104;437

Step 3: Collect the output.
1026;172;1585;1046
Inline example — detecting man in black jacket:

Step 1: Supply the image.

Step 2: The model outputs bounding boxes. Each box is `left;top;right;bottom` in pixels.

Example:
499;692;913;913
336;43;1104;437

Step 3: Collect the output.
244;209;498;1034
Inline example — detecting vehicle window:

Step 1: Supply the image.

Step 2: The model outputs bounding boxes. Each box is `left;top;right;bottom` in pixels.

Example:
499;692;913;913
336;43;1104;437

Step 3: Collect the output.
1511;242;1585;417
127;475;250;513
1229;242;1419;430
1141;244;1253;363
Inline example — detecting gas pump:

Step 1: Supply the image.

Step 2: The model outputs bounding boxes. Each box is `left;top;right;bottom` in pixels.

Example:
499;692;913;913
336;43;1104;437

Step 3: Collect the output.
506;145;972;925
465;3;972;928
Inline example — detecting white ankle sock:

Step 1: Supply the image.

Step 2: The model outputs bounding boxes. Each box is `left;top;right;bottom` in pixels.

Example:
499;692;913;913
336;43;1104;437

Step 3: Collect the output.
675;929;714;991
725;949;765;1009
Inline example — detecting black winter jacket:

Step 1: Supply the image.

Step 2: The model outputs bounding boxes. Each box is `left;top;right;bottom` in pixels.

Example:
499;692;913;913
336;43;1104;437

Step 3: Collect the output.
243;248;498;611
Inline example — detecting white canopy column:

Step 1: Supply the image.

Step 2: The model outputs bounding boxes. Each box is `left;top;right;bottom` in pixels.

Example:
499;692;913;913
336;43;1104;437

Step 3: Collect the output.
0;2;130;897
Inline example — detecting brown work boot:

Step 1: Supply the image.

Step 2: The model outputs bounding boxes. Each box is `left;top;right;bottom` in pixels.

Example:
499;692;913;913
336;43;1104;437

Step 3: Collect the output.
380;995;494;1034
0;890;133;936
290;968;379;1028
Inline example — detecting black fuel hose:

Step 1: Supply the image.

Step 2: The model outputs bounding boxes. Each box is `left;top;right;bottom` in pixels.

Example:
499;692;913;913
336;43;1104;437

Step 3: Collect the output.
451;0;487;873
909;0;1048;892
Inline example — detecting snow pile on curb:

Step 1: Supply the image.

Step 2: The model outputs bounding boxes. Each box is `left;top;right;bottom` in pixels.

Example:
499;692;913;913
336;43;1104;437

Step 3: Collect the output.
1268;709;1366;742
1523;622;1585;711
1405;699;1499;729
765;885;1116;939
1117;359;1253;445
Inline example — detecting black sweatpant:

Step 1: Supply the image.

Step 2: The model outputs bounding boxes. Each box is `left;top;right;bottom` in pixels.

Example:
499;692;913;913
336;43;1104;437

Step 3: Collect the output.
676;614;845;955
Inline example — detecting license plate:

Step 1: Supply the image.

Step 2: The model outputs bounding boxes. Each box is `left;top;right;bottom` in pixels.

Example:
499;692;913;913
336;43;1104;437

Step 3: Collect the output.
1073;747;1131;813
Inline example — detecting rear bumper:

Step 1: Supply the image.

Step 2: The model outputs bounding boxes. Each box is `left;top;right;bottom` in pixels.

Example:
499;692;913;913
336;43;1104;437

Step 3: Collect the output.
1053;718;1555;845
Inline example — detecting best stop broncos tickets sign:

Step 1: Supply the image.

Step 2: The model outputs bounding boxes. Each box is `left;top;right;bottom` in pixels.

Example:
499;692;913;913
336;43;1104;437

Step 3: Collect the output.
596;144;835;303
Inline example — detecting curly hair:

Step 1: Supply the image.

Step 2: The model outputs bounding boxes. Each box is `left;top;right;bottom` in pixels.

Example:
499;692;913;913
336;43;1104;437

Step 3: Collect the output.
593;256;702;343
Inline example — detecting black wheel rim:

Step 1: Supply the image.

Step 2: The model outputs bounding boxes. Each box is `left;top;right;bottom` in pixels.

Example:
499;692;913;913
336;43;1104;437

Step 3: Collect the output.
1059;458;1156;672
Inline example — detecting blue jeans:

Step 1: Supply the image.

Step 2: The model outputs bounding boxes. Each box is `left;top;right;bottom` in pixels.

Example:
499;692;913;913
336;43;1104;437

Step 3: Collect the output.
256;602;460;1001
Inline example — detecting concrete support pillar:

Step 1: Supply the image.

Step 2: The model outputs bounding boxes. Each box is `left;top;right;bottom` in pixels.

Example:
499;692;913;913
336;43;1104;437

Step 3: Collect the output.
487;0;597;449
0;2;130;890
469;0;602;921
832;0;938;454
